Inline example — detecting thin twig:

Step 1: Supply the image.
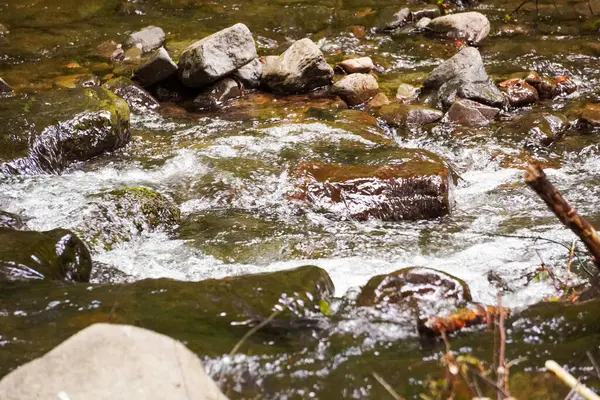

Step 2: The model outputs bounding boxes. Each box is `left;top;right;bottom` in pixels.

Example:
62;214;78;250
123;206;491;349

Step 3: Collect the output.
372;372;404;400
567;240;577;276
546;360;600;400
565;377;582;400
229;309;281;356
587;351;600;379
466;365;511;398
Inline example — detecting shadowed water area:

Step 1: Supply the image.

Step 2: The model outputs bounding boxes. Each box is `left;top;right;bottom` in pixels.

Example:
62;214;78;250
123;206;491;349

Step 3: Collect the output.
2;0;600;398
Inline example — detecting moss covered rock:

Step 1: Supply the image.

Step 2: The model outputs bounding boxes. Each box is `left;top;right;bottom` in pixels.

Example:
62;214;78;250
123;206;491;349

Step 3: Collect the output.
0;266;334;377
0;228;91;282
0;87;130;175
76;187;181;251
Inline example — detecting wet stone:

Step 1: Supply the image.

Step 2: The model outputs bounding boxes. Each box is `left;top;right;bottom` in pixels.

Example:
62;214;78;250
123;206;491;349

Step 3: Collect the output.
103;77;160;114
376;103;443;127
356;267;472;318
124;25;166;53
443;98;500;126
191;78;242;112
0;228;92;282
294;160;453;221
0;78;13;95
502;112;566;147
499;78;539;108
415;17;432;29
133;47;177;88
427;11;490;44
261;38;333;94
577;104;600;131
424;47;488;90
364;92;390;112
232;58;262;89
396;83;420;103
0;87;130;175
374;7;411;33
336;57;374;74
178;23;257;88
0;210;26;230
331;73;379;106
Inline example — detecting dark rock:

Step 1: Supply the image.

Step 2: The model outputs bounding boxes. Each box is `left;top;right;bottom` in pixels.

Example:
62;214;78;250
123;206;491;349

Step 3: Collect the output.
535;75;577;99
331;73;379;106
261;38;334;94
133;47;177;88
294;160;453;221
124;26;166;53
104;77;160;113
74;186;181;252
374;7;411;32
90;262;134;284
411;7;441;21
232;58;262;89
0;87;130;175
0;323;229;400
336;57;374;74
0;210;26;230
376;103;443;127
499;78;539;108
356;267;472;318
427;12;490;44
443;98;499;126
150;75;196;103
191;78;242;111
396;83;420;103
178;23;257;88
0;78;13;95
0;228;91;282
424;47;487;90
576;104;600;131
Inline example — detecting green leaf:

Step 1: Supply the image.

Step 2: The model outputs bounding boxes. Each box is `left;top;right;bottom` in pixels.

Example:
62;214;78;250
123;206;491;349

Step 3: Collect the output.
504;13;512;22
319;299;331;316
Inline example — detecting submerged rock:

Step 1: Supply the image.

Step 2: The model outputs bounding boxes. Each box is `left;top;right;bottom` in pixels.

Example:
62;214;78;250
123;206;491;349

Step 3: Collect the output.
75;186;181;252
0;87;130;175
501;112;566;147
0;78;13;95
332;73;379;106
124;25;166;53
376;103;443;127
336;57;374;74
191;78;242;111
0;266;334;377
103;77;160;113
0;228;91;282
499;78;539;108
374;7;411;32
294;159;453;221
365;92;390;112
443;98;500;126
0;324;229;400
261;38;334;94
356;267;472;318
427;12;490;44
133;47;177;88
577;103;600;130
0;211;26;230
396;83;420;103
178;23;257;88
425;47;505;109
232;58;262;89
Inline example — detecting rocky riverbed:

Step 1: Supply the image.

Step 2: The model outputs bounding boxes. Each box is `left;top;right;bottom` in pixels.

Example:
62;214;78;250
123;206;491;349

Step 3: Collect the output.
2;0;600;398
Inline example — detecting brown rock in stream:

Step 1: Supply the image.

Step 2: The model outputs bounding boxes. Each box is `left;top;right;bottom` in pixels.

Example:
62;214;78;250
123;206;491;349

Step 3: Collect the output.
293;160;453;221
499;78;539;108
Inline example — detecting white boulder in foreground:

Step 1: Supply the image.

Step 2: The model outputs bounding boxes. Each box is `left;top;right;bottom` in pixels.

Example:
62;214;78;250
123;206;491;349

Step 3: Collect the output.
0;323;228;400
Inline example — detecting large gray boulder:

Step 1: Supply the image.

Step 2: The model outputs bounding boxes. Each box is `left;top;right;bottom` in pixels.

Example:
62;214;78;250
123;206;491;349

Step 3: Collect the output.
232;58;262;89
332;73;379;106
427;12;490;44
0;324;228;400
424;47;505;109
178;23;257;88
261;38;334;94
125;26;166;53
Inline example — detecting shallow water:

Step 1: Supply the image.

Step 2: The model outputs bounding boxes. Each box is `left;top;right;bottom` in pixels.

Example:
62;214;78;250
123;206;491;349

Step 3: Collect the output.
2;0;600;397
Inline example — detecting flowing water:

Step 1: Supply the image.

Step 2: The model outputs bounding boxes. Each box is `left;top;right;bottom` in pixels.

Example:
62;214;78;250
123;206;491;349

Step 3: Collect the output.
2;0;600;398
